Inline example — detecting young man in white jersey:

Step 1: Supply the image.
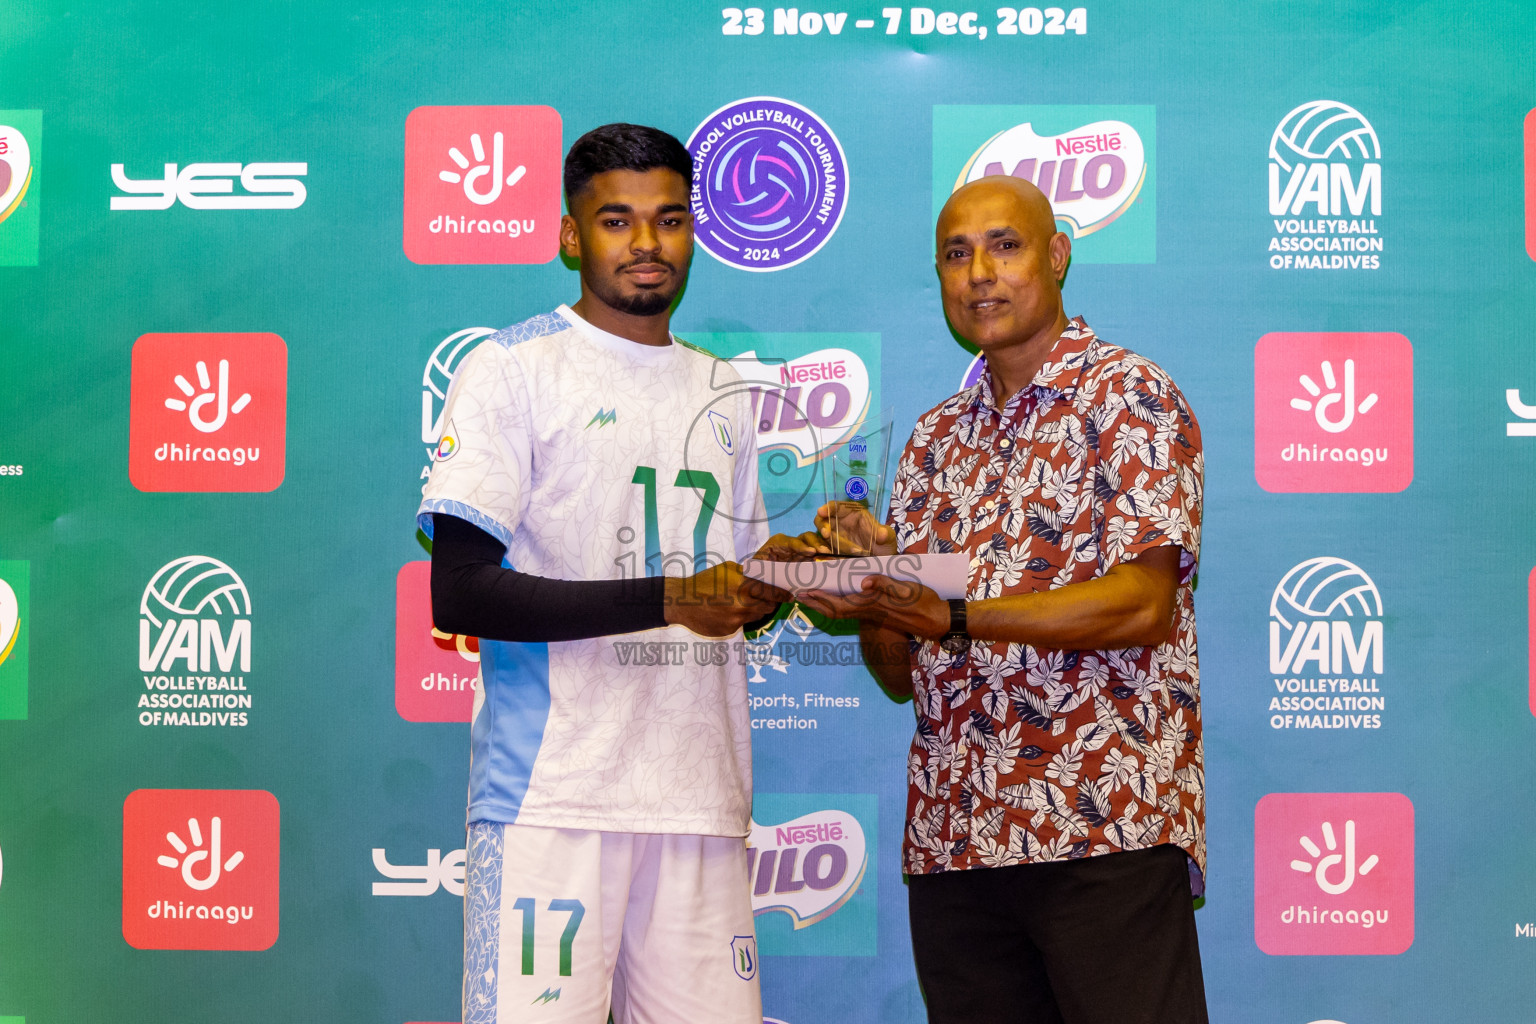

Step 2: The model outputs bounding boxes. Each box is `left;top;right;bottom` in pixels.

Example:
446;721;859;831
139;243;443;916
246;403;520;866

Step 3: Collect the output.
418;123;797;1024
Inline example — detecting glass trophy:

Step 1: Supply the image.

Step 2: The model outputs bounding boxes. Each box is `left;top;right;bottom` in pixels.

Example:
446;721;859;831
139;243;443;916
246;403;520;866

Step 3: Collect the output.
821;407;896;555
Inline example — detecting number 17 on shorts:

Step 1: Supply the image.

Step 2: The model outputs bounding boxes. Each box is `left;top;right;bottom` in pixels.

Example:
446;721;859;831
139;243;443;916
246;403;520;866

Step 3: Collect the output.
464;824;597;1021
462;822;762;1023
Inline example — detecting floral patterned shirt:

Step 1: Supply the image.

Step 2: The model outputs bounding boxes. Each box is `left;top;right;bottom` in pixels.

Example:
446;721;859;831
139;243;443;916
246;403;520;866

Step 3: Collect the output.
889;318;1205;892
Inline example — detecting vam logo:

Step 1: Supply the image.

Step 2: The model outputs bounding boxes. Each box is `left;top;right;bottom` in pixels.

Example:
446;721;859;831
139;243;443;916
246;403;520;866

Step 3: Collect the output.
1254;332;1412;493
395;561;478;723
933;105;1155;264
1267;101;1384;270
403;106;561;265
371;846;465;896
0;561;28;720
137;556;254;728
0;111;41;266
110;161;307;209
1267;557;1386;731
122;788;280;950
420;327;495;479
129;333;287;492
747;795;876;956
1254;792;1413;956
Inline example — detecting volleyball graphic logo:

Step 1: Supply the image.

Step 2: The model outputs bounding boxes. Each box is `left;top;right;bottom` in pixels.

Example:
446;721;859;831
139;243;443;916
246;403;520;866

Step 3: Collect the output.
141;556;251;629
421;327;495;445
1269;557;1381;630
687;97;849;272
1269;101;1379;173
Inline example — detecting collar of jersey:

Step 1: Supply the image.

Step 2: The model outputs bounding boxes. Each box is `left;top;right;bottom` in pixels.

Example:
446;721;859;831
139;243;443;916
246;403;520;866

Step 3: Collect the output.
557;304;680;364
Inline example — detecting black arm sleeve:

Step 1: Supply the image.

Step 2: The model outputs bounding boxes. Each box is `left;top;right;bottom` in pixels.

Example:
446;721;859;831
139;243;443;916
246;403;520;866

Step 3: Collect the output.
430;513;667;643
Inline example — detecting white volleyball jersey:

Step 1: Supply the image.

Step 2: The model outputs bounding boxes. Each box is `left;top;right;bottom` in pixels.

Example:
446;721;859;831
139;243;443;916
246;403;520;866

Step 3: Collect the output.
418;305;768;836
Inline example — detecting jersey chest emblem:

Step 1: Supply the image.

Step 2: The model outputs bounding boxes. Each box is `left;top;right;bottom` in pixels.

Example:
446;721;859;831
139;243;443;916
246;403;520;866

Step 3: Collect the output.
707;409;734;455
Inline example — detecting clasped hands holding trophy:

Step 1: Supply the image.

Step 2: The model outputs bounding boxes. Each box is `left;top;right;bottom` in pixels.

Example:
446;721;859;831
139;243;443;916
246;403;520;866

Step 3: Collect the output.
664;496;956;643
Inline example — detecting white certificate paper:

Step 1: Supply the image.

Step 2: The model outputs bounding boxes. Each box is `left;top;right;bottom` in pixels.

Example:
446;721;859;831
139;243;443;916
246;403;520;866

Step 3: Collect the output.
741;553;970;600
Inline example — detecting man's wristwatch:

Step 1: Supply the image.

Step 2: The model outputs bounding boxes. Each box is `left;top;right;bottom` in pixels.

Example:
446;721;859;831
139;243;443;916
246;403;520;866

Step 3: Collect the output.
938;599;971;655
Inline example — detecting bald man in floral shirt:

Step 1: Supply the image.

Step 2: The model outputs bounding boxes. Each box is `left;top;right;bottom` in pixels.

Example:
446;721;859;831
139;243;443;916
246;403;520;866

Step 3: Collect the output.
800;176;1207;1024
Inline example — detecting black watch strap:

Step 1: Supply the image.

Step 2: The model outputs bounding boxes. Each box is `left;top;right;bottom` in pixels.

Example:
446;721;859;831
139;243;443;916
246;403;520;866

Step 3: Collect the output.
939;599;970;654
946;598;967;637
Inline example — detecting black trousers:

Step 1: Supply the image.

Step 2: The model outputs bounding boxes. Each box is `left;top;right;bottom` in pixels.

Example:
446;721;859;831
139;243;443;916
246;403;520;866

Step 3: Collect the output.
907;844;1209;1024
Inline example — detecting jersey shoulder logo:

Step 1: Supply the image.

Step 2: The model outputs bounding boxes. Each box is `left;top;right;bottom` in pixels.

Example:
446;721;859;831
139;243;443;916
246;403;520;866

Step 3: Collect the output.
491;310;568;350
585;408;616;429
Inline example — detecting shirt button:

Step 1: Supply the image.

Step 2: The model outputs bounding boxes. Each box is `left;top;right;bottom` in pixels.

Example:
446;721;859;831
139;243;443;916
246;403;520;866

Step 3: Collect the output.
997;437;1014;451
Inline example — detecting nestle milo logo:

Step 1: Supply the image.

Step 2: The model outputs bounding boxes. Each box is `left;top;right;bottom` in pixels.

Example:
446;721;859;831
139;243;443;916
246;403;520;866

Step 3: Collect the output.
746;809;866;929
733;347;872;466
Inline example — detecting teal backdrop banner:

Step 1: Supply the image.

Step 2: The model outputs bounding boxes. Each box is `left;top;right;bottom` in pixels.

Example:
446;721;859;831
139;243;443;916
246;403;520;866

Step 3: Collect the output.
3;2;1536;1022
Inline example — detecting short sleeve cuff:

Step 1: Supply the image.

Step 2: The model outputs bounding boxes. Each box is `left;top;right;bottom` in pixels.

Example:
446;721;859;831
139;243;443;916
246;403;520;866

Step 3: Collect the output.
417;498;514;549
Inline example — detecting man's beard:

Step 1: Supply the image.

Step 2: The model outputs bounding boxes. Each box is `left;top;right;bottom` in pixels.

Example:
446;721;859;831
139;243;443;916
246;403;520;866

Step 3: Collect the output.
608;288;675;316
583;260;684;317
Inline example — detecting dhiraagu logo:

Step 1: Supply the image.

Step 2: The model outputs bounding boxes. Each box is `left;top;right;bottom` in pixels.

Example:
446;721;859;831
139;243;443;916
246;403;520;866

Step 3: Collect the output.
747;793;876;956
933;105;1155;264
0;561;28;720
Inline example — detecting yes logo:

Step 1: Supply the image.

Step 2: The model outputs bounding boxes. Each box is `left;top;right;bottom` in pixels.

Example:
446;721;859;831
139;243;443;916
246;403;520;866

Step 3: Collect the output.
1255;333;1412;493
371;846;465;896
122;789;280;950
1254;792;1413;955
1507;389;1536;437
0;561;27;720
934;105;1156;263
110;162;307;210
747;795;876;956
403;106;561;265
129;333;287;492
395;561;478;722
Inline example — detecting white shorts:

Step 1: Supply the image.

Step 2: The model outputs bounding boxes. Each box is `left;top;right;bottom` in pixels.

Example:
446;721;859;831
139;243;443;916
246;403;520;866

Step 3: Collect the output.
463;821;762;1024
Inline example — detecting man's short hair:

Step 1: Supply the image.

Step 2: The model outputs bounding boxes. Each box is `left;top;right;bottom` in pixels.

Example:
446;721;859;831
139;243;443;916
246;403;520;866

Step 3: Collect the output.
563;123;693;202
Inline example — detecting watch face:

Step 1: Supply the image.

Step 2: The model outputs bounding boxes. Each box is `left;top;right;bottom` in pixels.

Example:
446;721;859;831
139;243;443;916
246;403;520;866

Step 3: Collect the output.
940;635;971;656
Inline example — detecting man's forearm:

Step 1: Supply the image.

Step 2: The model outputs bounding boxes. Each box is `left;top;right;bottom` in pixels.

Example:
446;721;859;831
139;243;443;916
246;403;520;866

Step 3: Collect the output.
859;621;915;698
967;549;1180;650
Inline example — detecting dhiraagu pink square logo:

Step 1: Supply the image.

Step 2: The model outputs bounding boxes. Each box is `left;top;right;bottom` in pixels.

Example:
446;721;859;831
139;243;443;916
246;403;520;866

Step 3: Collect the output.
1254;792;1414;955
395;561;478;723
1254;332;1413;493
